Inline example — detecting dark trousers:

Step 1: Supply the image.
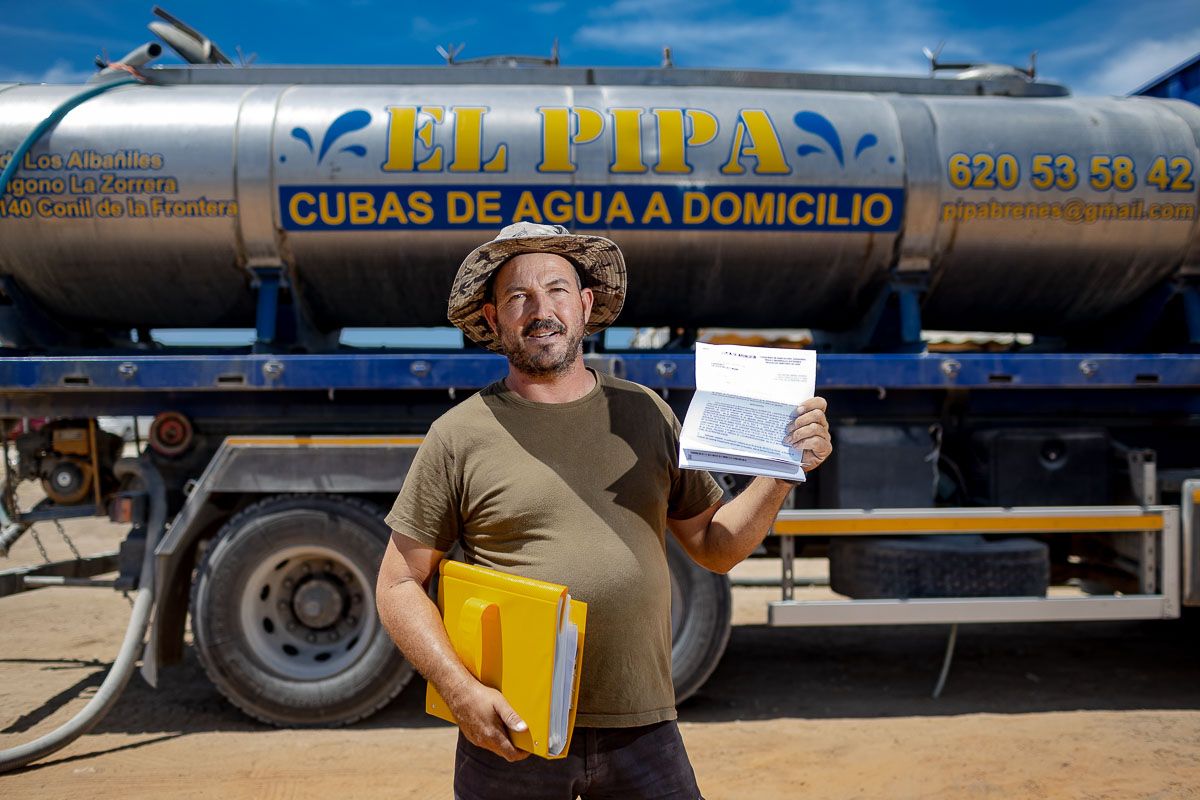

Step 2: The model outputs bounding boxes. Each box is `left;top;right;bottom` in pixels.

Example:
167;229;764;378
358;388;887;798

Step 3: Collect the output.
454;720;703;800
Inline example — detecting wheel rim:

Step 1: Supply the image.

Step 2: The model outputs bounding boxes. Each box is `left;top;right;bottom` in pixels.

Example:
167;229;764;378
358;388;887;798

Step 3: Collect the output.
239;544;375;680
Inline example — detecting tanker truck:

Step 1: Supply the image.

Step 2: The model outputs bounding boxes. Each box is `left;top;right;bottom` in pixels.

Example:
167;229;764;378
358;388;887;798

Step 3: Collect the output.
1;11;1199;763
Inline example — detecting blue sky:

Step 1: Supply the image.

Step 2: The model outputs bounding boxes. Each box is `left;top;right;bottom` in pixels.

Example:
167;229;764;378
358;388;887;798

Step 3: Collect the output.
0;1;1197;95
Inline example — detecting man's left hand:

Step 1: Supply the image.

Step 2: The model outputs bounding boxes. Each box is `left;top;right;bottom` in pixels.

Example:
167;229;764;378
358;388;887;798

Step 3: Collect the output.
785;396;832;472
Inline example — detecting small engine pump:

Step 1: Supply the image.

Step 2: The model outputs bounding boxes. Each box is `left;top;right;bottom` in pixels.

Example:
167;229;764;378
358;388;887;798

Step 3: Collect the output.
14;420;123;505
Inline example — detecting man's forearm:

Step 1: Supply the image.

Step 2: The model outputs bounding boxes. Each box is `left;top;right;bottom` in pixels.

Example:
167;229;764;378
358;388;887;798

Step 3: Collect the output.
701;476;794;573
376;578;475;699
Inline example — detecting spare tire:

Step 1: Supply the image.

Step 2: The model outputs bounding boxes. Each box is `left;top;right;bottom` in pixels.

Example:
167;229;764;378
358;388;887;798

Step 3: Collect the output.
829;535;1049;599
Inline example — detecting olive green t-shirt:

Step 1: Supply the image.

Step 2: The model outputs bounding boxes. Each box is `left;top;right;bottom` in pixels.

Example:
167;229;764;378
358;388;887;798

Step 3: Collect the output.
385;369;723;727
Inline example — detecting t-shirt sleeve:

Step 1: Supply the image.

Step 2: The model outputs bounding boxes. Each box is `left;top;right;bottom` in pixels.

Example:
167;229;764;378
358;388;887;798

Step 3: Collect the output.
384;428;461;552
664;404;725;520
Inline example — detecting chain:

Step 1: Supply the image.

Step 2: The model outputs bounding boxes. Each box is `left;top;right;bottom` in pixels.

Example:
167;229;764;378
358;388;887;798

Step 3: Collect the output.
28;525;50;563
53;518;82;560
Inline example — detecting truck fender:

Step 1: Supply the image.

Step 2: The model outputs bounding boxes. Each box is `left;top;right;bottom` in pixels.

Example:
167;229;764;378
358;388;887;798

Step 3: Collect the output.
148;436;422;673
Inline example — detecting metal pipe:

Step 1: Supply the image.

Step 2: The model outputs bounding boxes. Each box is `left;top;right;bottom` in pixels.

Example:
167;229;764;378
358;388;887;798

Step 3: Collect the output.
730;576;828;587
931;623;959;699
21;576;118;588
0;456;165;773
97;42;163;76
0;519;29;558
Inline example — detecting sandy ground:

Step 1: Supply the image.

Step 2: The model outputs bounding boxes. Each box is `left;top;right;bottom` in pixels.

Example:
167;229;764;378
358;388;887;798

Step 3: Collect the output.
2;485;1200;799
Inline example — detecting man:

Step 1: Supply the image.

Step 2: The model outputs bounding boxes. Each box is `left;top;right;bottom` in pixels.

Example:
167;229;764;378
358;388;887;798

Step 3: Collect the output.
376;222;832;799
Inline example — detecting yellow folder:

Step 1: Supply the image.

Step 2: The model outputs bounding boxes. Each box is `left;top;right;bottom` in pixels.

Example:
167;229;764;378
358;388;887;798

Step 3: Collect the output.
426;560;587;760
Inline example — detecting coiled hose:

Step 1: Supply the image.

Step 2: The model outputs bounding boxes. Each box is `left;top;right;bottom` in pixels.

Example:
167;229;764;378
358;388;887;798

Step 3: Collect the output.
0;457;165;773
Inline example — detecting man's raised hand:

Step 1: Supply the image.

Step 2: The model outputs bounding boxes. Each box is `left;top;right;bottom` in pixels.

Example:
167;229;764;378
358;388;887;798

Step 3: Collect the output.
785;396;833;472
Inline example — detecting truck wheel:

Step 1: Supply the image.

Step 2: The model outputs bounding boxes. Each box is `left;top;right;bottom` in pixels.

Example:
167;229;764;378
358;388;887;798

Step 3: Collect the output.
829;535;1049;599
668;536;732;703
190;494;413;726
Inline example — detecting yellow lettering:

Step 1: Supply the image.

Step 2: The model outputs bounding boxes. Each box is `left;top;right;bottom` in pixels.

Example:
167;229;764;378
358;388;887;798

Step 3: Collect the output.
512;191;543;222
862;193;892;226
538;108;573;172
641;191;672;224
606;191;634;224
576;108;604;144
711;191;741;225
788;193;814;225
576;191;602;225
654;109;719;174
687;109;718;147
319;192;346;225
544;190;573;223
447;190;474;223
610;108;647;173
683;192;710;224
289;192;317;226
537;107;604;173
449;107;507;173
827;194;849;225
417;107;444;171
477;190;502;224
720;109;790;175
381;107;417;171
348;192;376;225
744;192;774;225
408;191;433;224
382;106;444;172
652;109;687;174
377;192;409;224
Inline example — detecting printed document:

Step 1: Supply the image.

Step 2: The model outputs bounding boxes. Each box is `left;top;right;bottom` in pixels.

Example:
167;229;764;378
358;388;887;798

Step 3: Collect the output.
548;594;579;756
679;343;817;480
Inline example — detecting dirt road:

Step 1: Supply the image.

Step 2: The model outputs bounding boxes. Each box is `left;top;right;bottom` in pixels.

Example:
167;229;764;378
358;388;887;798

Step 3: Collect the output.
2;498;1199;799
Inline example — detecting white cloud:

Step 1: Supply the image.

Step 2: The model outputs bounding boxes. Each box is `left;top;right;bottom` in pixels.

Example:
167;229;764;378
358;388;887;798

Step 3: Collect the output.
570;0;1200;92
573;0;939;74
0;58;95;85
411;15;479;40
1074;28;1200;95
0;22;125;49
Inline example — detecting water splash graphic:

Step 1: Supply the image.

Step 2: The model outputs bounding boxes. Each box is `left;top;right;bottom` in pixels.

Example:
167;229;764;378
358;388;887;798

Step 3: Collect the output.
317;110;372;163
854;134;878;159
290;127;314;153
793;111;844;166
288;110;371;164
795;144;823;158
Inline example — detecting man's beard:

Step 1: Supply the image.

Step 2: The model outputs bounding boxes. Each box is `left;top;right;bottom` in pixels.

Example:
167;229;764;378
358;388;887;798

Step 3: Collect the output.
497;317;586;377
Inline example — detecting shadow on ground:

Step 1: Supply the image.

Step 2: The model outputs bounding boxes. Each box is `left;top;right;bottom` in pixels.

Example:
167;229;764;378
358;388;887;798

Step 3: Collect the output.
7;613;1200;738
681;614;1200;722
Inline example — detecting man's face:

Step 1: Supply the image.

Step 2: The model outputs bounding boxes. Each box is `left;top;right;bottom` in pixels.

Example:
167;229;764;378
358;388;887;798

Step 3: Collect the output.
482;252;595;378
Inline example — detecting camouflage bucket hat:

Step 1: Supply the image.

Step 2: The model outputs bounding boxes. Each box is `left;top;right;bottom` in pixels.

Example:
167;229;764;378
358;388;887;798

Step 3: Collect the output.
447;222;627;352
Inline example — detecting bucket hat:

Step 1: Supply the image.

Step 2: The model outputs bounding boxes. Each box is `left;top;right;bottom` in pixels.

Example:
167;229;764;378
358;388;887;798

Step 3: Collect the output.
447;222;627;351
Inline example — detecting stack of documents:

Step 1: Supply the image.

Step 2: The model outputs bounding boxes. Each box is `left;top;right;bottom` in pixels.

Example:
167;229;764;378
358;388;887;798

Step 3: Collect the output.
679;343;817;480
426;560;587;759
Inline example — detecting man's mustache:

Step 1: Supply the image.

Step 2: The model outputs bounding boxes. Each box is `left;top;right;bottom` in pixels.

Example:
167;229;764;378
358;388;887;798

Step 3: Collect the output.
522;319;566;337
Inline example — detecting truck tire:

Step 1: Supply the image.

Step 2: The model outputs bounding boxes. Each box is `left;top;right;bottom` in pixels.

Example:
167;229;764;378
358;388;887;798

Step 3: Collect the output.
668;537;732;703
829;535;1049;599
190;494;413;726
